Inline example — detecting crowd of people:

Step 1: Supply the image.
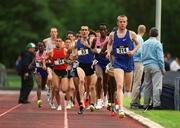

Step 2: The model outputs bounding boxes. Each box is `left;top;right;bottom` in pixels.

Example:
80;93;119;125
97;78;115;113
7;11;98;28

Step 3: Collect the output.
17;14;175;118
164;52;180;72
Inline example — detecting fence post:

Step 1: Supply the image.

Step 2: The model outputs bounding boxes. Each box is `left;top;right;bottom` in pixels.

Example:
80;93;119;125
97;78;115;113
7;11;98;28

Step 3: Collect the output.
175;77;180;110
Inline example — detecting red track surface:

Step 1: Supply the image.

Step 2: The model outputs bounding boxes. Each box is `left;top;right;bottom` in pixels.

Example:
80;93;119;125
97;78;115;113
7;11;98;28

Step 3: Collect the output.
0;91;145;128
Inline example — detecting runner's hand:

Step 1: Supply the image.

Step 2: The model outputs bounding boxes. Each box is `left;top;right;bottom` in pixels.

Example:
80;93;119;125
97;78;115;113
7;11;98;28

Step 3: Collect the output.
106;52;111;60
127;51;134;57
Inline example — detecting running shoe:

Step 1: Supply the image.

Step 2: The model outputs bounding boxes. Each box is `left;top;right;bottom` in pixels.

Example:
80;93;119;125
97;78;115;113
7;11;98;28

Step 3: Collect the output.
66;100;73;109
86;105;91;110
95;99;103;109
107;103;112;111
115;104;119;111
37;100;42;108
103;97;108;107
49;102;56;109
89;104;95;112
84;99;89;108
111;104;116;116
57;105;62;111
78;105;84;114
103;96;108;107
118;110;125;118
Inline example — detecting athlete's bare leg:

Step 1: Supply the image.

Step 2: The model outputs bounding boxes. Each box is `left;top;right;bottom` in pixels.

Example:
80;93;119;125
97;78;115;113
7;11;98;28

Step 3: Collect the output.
113;68;124;110
76;67;85;105
124;71;133;96
86;73;97;105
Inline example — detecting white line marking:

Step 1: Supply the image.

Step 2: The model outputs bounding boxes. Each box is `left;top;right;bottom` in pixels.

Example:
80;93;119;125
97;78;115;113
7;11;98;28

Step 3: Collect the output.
64;100;69;128
0;104;22;117
0;94;36;118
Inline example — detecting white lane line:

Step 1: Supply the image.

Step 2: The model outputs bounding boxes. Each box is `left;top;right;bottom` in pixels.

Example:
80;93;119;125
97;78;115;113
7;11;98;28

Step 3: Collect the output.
0;104;22;117
0;94;36;118
64;100;69;128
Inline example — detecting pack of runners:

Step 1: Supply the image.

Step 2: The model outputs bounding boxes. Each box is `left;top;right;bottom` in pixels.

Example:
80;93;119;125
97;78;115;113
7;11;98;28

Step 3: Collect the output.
28;15;165;119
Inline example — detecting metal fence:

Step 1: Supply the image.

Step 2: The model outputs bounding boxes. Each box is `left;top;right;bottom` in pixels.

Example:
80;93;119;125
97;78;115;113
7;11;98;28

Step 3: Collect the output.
161;71;180;110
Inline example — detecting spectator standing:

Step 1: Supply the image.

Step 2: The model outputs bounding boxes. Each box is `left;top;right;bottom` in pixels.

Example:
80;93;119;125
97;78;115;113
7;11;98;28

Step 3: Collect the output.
131;25;146;109
18;43;36;104
142;27;165;109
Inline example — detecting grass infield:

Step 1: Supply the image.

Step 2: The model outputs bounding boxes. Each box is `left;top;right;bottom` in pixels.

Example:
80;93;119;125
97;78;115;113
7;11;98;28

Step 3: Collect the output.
124;97;180;128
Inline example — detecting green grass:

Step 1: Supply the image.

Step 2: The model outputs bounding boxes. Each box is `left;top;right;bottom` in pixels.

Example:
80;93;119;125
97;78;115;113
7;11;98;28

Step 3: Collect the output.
124;97;180;128
3;73;36;90
6;73;21;89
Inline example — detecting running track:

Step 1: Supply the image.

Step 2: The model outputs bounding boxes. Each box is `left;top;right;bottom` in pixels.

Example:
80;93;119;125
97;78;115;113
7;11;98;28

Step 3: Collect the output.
0;90;145;128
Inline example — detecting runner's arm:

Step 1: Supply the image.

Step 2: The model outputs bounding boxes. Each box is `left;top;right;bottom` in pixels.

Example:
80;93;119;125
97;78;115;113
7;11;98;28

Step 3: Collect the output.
131;31;140;54
90;38;97;53
106;32;114;58
128;31;140;56
72;41;78;60
43;38;48;48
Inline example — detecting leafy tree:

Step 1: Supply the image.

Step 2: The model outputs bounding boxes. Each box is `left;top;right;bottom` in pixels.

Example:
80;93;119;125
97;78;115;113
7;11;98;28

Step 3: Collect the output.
0;0;62;67
0;0;179;68
161;0;180;57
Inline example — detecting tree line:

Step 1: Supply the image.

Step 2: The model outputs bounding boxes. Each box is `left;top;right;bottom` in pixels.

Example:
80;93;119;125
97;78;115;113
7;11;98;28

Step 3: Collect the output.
0;0;179;68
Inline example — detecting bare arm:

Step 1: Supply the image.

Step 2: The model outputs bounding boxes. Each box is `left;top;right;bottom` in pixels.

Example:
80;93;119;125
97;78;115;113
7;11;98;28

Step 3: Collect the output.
90;38;97;53
128;31;140;56
43;38;48;48
47;49;53;60
72;41;78;60
106;32;114;59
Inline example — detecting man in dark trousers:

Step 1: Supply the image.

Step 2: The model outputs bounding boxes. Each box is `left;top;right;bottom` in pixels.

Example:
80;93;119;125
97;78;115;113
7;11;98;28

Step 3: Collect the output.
18;42;36;104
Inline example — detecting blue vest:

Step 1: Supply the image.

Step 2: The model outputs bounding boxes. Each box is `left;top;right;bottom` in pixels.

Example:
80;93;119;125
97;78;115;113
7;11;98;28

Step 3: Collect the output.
112;30;134;72
77;38;94;64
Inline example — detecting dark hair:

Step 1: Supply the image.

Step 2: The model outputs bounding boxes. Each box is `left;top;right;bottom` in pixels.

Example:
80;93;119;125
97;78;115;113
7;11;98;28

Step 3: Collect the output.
65;36;71;41
99;23;107;27
67;31;75;36
89;30;96;36
38;42;45;47
149;27;158;37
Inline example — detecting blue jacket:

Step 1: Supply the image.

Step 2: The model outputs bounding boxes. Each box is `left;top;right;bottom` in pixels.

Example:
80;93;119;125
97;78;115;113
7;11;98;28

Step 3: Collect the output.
142;37;165;70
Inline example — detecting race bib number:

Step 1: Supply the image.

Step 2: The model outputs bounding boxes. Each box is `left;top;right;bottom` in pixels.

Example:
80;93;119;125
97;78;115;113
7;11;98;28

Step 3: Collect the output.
78;49;88;56
54;59;65;65
116;46;129;54
35;62;43;68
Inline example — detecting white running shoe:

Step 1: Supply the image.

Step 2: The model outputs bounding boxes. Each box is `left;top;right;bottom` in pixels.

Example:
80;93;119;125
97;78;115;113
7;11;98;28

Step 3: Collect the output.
103;96;108;107
95;99;103;109
66;101;73;109
50;103;56;109
57;105;62;111
115;104;119;111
